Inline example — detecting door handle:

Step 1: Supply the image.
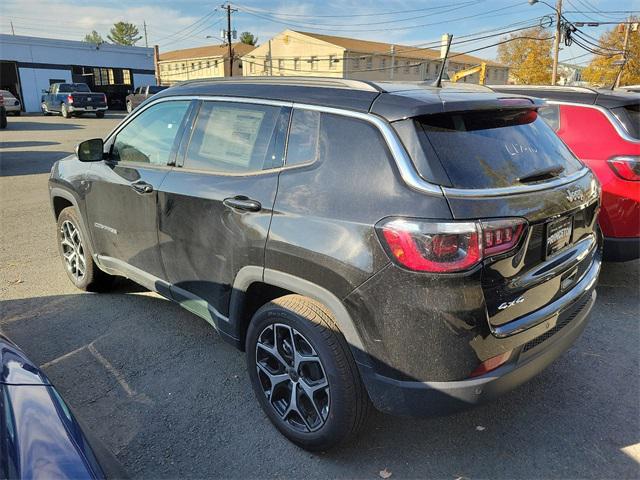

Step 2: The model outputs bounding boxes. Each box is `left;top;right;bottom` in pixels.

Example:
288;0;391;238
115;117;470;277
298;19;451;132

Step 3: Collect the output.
131;180;153;194
223;196;262;212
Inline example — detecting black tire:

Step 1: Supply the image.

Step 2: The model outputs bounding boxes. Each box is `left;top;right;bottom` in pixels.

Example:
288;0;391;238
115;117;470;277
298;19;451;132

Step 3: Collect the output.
126;101;132;114
246;294;371;451
56;207;115;292
13;110;21;116
61;103;70;118
96;111;105;118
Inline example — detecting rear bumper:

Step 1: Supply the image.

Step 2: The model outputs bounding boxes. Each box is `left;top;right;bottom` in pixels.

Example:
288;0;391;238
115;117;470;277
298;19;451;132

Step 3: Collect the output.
68;105;108;112
603;236;640;262
359;275;597;417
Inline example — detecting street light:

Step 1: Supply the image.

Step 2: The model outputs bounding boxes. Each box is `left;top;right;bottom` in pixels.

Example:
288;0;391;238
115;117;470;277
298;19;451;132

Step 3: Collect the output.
529;0;563;85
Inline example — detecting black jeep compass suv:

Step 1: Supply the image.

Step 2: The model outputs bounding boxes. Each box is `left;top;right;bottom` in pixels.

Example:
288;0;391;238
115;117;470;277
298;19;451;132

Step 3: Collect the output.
49;78;602;450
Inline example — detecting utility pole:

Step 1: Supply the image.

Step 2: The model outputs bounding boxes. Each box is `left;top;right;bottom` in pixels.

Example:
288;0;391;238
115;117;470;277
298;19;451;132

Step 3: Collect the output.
268;40;273;76
551;0;563;85
222;3;237;77
143;21;149;48
615;19;631;88
10;20;15;35
154;45;161;86
390;45;395;81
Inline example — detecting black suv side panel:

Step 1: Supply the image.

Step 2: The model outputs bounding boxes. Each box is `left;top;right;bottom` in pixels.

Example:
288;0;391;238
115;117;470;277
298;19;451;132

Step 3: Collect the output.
265;109;452;312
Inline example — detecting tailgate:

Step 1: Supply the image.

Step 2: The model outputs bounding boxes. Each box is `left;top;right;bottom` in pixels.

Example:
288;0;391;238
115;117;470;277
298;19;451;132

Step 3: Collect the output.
71;93;105;107
445;172;600;332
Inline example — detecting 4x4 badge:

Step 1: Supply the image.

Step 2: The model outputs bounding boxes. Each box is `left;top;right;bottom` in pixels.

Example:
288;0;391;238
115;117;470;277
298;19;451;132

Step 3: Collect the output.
566;188;584;203
498;296;525;310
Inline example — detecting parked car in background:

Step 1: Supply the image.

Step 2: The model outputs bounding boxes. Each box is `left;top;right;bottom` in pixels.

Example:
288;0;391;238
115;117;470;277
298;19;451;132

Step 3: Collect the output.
50;78;601;450
0;89;21;115
42;83;108;118
125;85;168;113
491;85;640;262
0;335;126;479
0;93;7;129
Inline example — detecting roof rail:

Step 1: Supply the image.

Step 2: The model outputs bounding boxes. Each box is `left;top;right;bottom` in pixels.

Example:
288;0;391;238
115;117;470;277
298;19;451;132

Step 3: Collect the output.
493;84;598;94
175;76;384;93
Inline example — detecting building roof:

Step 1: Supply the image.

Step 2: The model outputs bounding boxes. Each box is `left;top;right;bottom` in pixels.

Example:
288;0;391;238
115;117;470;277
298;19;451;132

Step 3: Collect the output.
159;42;256;62
292;31;505;68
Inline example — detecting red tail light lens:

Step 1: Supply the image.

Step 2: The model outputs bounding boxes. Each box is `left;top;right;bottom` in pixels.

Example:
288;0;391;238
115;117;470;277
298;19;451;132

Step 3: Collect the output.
377;218;527;273
607;156;640;181
102;93;107;102
67;95;74;104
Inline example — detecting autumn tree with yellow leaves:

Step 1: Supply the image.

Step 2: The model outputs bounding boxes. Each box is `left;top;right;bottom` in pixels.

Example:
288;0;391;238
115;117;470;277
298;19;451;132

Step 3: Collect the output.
497;27;553;84
582;19;639;87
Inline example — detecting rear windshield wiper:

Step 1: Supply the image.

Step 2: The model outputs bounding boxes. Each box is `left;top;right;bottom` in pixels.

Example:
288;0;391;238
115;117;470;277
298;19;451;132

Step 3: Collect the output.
518;166;565;184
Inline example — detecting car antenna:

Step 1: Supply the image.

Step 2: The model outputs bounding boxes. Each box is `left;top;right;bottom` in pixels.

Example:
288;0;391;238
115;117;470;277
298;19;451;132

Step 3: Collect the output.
433;34;453;88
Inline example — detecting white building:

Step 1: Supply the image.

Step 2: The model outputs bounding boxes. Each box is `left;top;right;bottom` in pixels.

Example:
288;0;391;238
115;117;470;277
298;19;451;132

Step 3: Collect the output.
0;34;156;112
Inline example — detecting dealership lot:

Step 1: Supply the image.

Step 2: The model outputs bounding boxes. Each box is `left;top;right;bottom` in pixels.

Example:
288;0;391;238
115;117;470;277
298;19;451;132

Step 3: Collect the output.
1;114;639;478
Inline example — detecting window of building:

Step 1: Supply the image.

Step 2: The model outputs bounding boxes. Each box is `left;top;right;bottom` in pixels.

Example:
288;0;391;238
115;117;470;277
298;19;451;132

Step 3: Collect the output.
381;57;386;70
404;61;410;73
353;56;360;70
278;59;284;72
293;57;300;70
122;69;131;85
310;56;318;70
366;57;372;70
113;100;190;165
286;109;321;167
328;55;336;69
184;101;285;173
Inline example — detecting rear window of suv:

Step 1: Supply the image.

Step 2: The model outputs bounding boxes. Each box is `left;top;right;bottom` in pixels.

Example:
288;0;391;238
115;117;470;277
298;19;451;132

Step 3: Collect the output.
611;104;640;139
414;109;583;189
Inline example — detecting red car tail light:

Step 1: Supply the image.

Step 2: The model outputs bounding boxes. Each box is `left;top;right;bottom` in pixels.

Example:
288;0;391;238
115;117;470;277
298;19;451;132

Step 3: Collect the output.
67;95;74;104
377;218;527;273
102;93;107;103
607;156;640;181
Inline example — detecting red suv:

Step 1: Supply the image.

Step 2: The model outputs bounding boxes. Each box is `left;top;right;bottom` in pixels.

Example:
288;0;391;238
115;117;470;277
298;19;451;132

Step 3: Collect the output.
492;86;640;261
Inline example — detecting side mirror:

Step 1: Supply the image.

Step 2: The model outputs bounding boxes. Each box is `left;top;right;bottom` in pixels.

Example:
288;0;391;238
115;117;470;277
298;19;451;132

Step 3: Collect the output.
76;138;104;162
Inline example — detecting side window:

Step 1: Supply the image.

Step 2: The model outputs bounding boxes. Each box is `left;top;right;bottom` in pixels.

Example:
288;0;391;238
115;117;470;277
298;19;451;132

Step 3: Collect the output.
184;101;284;173
285;109;321;167
112;100;190;165
538;104;560;131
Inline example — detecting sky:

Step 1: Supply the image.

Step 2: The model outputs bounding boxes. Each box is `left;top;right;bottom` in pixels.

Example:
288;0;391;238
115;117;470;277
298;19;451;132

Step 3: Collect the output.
1;0;637;65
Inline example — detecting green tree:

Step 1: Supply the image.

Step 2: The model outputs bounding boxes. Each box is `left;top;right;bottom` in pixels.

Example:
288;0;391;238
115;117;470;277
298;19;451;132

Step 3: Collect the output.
497;27;553;84
239;31;258;46
107;21;142;46
582;18;639;87
84;30;104;45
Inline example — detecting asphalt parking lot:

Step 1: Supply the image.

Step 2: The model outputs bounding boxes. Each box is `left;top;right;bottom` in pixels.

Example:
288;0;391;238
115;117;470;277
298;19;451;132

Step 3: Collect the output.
1;113;639;479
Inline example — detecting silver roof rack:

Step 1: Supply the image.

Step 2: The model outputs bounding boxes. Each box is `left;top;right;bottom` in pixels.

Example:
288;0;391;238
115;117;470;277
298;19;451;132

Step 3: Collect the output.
177;76;383;93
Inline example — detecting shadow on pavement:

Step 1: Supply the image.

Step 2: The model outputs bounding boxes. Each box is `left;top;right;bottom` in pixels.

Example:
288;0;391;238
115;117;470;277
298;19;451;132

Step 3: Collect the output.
0;141;60;149
0;150;70;176
1;121;83;131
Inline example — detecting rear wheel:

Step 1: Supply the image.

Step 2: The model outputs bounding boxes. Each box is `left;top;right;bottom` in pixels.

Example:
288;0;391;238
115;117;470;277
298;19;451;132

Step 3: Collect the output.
61;103;70;118
57;207;115;292
96;110;105;118
246;295;371;451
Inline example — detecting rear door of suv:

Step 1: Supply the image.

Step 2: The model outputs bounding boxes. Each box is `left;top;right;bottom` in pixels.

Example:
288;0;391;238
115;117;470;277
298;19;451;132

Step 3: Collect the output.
393;101;601;336
157;99;290;329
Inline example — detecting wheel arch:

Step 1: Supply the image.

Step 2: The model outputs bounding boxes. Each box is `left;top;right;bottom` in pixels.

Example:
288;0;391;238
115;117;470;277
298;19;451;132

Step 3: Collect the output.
50;186;97;255
229;267;371;367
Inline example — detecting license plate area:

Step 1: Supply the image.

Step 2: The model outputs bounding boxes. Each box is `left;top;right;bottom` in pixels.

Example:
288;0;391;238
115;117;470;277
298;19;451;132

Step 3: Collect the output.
86;106;93;110
545;215;573;258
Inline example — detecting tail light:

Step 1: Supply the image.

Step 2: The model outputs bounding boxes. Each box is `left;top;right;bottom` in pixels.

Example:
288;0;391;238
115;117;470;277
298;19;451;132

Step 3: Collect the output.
67;95;74;104
607;156;640;181
377;217;527;273
102;93;107;103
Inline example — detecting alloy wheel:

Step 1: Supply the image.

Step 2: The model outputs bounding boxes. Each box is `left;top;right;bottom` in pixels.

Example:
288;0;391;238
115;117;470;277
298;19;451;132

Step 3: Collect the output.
60;220;86;282
255;323;330;433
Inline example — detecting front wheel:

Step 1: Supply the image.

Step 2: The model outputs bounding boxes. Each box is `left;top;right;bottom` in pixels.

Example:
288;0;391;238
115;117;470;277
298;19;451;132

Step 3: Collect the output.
13;110;21;116
41;103;51;115
126;101;132;113
246;295;371;451
57;207;115;292
61;103;70;118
